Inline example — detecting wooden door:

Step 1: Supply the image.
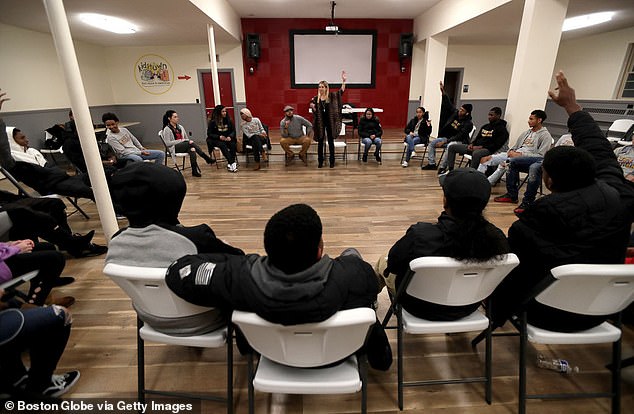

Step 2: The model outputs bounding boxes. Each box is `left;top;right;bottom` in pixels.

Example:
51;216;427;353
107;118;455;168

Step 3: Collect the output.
202;71;234;116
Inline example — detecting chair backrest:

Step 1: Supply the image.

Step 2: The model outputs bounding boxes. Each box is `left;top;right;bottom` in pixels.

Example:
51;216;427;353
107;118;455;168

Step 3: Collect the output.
535;264;634;316
607;119;634;141
103;262;213;318
405;254;520;306
468;125;477;142
232;308;375;368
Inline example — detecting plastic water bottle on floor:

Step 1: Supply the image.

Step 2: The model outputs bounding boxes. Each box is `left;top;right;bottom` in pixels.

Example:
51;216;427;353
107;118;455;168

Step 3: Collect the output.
537;354;579;374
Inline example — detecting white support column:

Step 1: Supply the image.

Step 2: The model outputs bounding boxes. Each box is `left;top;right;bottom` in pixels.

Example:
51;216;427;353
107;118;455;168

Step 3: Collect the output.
207;24;221;106
421;36;448;135
505;0;569;140
42;0;118;240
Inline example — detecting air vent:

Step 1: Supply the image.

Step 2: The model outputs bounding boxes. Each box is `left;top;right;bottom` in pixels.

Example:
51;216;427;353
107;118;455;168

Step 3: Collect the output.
582;107;627;115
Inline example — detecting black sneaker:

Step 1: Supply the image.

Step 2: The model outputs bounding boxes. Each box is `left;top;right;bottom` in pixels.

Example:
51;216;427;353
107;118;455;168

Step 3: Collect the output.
362;154;368;162
42;371;80;397
437;167;447;175
53;277;75;287
70;243;108;258
421;164;437;170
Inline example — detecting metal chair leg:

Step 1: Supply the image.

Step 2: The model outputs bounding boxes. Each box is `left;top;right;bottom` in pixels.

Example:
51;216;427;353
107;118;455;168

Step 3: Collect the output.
397;305;404;411
137;318;146;405
518;311;527;414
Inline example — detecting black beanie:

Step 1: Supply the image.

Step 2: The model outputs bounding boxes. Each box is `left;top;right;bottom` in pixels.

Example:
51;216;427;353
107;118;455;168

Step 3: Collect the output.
110;162;186;227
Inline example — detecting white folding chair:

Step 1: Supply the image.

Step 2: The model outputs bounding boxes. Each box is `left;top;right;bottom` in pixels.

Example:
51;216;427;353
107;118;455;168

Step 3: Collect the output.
517;264;634;414
382;254;519;410
400;142;428;167
40;131;65;165
157;130;189;172
606;119;634;145
103;263;233;413
233;308;376;414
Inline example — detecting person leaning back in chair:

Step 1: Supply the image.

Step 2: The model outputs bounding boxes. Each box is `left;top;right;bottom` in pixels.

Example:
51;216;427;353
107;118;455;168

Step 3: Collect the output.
166;203;392;371
377;168;509;321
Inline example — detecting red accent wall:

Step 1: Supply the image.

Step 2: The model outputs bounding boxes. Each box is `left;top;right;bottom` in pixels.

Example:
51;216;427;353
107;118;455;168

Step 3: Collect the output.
241;18;413;129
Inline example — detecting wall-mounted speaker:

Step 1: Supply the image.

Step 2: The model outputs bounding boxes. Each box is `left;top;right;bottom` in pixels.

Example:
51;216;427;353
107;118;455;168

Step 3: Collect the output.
247;33;261;59
399;33;413;58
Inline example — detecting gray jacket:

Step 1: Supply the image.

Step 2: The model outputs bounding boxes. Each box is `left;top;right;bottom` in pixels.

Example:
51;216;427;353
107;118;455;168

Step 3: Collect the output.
510;127;552;157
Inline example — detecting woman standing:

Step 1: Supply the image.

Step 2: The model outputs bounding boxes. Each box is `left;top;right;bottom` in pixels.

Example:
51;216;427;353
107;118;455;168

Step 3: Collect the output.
310;71;346;168
358;108;383;163
161;110;214;177
207;105;238;173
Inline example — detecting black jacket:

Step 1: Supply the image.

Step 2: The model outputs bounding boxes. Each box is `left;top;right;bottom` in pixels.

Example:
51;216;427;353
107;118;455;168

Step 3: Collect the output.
403;116;432;139
166;252;391;370
387;213;509;321
472;119;509;154
358;117;383;139
491;110;634;331
167;253;378;324
438;94;474;143
207;117;236;142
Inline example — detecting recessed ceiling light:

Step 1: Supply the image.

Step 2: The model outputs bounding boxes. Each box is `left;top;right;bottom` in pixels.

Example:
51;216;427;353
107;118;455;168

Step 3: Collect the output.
563;11;615;32
79;13;138;34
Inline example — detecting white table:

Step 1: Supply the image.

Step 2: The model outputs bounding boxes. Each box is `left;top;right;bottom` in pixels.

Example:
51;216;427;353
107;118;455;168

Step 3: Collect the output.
343;107;383;113
94;121;140;133
309;108;383;114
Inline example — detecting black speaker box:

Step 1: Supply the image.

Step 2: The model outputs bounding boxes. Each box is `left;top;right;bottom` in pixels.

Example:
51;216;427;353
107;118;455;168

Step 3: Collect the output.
399;34;413;58
247;33;260;59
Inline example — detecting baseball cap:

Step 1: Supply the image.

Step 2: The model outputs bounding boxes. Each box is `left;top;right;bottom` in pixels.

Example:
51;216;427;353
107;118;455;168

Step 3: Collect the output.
440;168;491;211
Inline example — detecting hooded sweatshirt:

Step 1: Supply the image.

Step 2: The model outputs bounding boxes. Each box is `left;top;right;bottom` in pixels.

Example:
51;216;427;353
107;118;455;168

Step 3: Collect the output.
8;129;47;167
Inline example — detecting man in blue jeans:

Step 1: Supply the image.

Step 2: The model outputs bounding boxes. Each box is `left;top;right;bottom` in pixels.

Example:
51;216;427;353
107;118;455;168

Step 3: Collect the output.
103;112;165;164
492;109;552;205
422;81;473;171
512;134;574;215
0;291;79;397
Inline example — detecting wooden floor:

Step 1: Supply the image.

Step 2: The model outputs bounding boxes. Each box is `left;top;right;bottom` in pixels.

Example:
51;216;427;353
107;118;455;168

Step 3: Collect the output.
43;128;633;413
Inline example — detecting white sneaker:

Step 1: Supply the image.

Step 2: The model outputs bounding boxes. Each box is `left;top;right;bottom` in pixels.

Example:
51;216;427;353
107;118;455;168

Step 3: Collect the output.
401;161;408;167
43;371;80;397
230;162;238;172
411;151;416;157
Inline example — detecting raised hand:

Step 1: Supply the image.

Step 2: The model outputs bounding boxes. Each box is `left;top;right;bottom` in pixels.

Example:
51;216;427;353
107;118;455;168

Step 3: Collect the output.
548;71;582;115
0;90;10;111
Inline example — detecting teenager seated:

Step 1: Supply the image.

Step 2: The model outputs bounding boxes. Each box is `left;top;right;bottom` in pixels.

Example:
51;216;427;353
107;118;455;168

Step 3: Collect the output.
378;168;509;320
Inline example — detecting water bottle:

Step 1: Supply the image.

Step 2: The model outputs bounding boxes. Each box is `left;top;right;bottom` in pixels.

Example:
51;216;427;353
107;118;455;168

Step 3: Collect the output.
536;354;579;374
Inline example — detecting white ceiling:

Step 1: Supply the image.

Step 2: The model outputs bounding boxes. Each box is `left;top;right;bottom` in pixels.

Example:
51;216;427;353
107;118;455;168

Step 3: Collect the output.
0;0;632;47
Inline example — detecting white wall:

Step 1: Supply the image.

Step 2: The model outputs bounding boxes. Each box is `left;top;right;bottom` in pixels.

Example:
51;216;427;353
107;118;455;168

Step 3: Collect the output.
105;43;245;104
553;27;634;100
0;23;112;111
446;44;516;99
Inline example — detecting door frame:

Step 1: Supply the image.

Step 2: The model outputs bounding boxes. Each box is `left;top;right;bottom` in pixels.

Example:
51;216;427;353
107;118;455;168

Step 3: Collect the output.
443;68;464;108
197;68;237;129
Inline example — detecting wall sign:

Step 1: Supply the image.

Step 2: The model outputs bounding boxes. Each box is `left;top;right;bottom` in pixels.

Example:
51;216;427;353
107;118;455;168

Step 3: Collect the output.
134;54;173;95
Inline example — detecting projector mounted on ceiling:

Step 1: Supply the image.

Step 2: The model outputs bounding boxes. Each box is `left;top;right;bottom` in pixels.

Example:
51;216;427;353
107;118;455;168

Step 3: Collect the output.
326;1;340;33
